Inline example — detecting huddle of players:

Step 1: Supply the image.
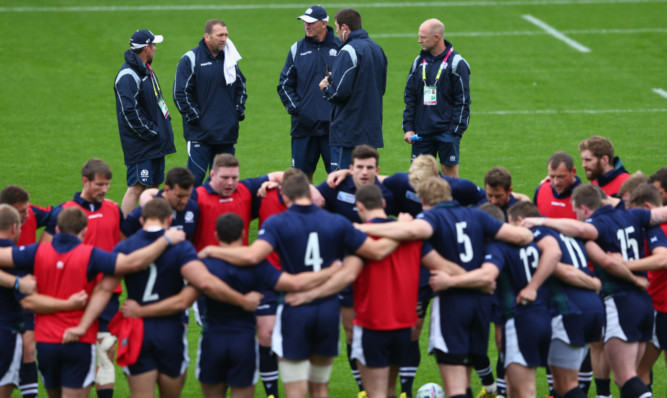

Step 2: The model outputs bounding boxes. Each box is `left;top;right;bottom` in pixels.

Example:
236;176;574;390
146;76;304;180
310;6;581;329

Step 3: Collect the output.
1;134;667;398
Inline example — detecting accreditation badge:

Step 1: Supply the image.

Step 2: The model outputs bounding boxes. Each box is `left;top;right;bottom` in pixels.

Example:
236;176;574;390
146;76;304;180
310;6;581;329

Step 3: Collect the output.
158;96;169;118
423;86;437;106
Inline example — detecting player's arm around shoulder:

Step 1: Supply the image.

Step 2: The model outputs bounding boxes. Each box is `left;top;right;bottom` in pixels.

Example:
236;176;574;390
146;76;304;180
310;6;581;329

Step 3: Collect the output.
121;285;199;318
285;255;363;306
355;218;433;242
275;258;343;292
198;239;274;266
114;229;186;274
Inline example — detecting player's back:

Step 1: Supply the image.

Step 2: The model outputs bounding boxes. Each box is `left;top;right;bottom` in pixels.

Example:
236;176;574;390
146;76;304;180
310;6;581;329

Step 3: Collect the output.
417;202;503;271
259;204;367;276
115;229;198;322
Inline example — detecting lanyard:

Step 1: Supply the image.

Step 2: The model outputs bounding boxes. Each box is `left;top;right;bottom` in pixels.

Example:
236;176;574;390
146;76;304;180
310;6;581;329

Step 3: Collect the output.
422;47;453;85
146;63;161;100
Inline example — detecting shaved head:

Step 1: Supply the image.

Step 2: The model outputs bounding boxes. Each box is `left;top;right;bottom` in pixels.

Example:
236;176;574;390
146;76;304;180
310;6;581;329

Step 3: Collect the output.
421;18;444;37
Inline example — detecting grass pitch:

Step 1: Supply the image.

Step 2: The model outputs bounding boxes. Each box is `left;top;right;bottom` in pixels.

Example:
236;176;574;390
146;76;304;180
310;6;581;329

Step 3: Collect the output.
1;0;666;396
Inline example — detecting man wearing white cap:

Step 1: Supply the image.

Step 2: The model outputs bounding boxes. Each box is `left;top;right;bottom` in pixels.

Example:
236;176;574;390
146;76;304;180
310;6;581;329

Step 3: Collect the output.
114;29;176;219
174;20;247;187
277;5;341;182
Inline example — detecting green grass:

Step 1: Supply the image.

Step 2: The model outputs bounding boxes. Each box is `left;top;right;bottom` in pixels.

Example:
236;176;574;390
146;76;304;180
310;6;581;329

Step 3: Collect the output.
2;0;666;396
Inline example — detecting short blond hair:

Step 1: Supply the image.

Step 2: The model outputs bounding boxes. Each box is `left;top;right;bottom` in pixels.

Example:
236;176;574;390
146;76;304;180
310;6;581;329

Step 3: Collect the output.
409;155;440;190
416;177;451;207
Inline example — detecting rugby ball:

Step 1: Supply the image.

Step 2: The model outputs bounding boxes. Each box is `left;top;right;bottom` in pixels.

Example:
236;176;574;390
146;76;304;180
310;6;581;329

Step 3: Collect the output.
416;382;445;398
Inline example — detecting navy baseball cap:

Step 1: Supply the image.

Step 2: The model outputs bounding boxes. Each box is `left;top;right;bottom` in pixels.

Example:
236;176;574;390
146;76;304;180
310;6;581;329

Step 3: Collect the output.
129;29;163;49
297;5;329;23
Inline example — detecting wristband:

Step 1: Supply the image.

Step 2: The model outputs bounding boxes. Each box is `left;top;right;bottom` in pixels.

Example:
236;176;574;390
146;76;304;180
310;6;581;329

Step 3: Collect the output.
14;276;20;291
163;234;173;246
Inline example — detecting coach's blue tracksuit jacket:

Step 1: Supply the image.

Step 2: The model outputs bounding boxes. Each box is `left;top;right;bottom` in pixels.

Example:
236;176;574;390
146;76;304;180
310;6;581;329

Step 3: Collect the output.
402;40;471;138
114;50;176;165
322;29;387;149
277;26;341;138
173;39;247;145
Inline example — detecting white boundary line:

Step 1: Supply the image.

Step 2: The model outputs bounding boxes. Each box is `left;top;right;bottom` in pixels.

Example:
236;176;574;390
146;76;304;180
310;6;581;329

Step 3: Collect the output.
652;88;667;99
478;108;667;115
1;0;667;13
522;14;591;52
374;27;667;38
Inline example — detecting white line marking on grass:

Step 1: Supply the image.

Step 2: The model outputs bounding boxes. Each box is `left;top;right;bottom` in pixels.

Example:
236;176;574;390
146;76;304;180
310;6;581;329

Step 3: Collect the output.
2;0;667;13
522;14;592;52
478;108;667;115
652;88;667;99
374;28;667;39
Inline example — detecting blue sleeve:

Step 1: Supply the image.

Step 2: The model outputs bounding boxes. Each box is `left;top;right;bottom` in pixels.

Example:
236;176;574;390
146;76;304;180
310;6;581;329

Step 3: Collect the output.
448;177;486;206
629;208;652;228
647;226;667;252
340;218;368;254
477;209;504;238
121;206;142;237
483;241;505;271
402;57;420;133
316;181;337;210
172;52;200;123
420;240;434;257
234;67;247;118
257;218;278;249
277;45;300;114
446;56;471;137
31;205;53;228
45;205;64;235
115;72;158;139
176;241;199;266
11;244;39;271
241;176;269;197
87;248;119;280
322;47;357;103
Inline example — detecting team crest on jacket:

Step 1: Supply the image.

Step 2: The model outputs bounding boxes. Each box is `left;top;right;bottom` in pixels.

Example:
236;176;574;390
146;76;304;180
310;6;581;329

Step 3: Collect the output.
329;49;338;56
184;211;194;223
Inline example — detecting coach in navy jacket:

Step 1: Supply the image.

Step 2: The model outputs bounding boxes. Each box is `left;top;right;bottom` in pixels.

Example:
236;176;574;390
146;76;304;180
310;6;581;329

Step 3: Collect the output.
173;20;247;185
320;8;387;171
114;36;176;167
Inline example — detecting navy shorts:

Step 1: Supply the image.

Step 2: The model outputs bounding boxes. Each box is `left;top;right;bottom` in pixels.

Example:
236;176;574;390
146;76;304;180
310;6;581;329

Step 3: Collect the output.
411;133;460;166
98;293;120;333
429;292;492;363
0;330;22;387
291;136;331;175
504;309;552;368
272;299;340;360
36;342;95;389
652;310;667;349
338;285;354;307
256;289;279;317
604;291;654;343
330;146;354;171
351;325;411;367
126;157;165;187
197;330;257;387
186;141;236;186
23;309;34;331
551;312;604;346
124;320;188;378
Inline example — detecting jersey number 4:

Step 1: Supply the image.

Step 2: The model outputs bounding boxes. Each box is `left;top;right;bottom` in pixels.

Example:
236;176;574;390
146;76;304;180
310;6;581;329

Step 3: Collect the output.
305;232;324;272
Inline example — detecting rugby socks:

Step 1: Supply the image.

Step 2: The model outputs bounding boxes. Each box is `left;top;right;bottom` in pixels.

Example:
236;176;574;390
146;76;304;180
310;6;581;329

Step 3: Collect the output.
18;362;38;398
563;387;588;398
347;342;364;391
259;345;280;398
578;351;593;394
399;340;420;397
594;378;611;398
96;389;113;398
496;352;507;396
473;355;496;393
620;376;652;398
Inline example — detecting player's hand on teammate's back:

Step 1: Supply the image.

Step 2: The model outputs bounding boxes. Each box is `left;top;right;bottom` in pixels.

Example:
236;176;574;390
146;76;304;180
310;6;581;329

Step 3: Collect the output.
67;290;88;310
257;181;279;198
62;326;86;343
241;291;263;312
164;229;186;246
326;169;350;188
120;299;142;318
18;274;37;294
397;212;414;222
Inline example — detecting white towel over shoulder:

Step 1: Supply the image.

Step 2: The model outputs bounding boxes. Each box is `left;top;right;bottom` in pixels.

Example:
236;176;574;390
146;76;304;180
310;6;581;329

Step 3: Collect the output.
223;38;242;85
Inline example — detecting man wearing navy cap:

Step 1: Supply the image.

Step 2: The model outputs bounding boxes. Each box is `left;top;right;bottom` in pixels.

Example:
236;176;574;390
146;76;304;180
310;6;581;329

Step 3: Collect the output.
114;29;176;218
277;5;341;182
